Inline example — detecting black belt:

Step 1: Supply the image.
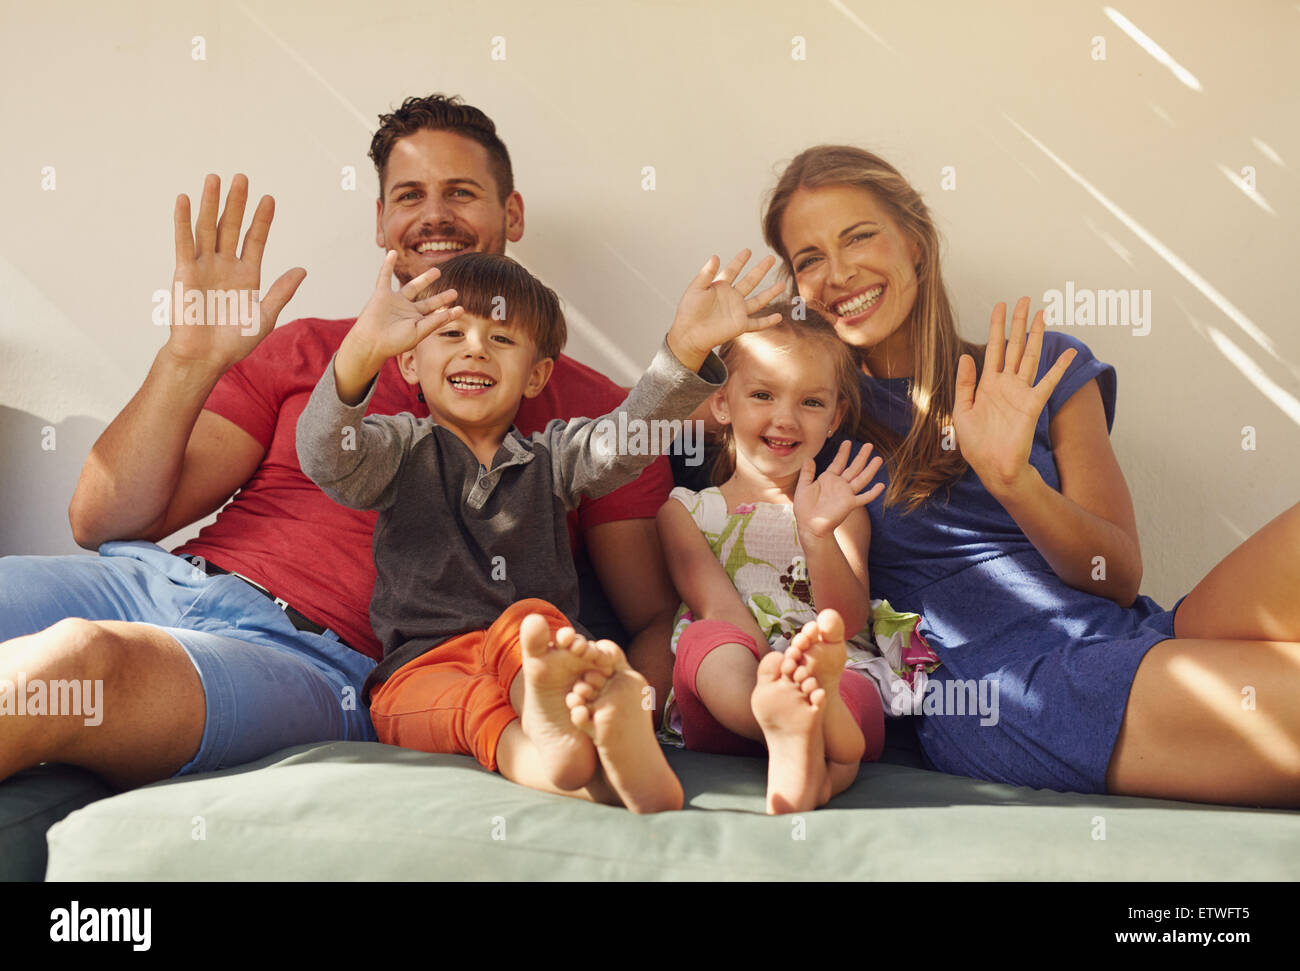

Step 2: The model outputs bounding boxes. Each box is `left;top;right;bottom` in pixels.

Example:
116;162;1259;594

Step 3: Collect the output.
185;556;342;644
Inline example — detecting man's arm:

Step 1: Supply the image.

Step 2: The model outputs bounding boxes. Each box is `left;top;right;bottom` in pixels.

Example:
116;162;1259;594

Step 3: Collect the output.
585;518;679;721
73;400;267;549
69;173;304;549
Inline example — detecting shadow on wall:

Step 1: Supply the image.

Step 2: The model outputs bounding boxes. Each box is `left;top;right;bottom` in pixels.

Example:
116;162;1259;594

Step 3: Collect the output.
0;406;105;557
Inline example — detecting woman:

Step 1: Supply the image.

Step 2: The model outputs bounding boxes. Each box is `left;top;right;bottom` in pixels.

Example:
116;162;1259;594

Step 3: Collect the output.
761;145;1299;807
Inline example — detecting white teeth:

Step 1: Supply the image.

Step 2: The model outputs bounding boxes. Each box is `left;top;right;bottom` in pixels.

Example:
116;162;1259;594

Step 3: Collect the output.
764;437;797;447
450;376;494;388
835;285;884;316
417;241;468;253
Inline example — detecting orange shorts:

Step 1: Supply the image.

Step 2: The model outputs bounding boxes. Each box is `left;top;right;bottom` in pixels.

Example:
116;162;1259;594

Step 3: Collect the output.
368;599;571;772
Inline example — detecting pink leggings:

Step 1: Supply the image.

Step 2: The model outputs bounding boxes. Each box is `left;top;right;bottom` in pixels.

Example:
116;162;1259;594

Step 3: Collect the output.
673;619;885;761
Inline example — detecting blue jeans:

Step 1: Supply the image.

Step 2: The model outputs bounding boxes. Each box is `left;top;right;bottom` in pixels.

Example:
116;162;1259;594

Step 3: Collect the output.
0;541;377;775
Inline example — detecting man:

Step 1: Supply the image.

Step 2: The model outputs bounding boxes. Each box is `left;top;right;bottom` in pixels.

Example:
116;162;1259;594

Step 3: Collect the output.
0;94;677;798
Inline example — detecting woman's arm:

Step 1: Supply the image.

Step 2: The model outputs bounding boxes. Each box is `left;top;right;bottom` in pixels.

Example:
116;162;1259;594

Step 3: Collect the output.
656;499;768;645
984;379;1143;605
800;505;872;638
953;299;1141;606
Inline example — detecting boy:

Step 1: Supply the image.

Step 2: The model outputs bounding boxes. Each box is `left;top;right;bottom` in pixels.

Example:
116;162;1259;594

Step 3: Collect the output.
296;248;782;812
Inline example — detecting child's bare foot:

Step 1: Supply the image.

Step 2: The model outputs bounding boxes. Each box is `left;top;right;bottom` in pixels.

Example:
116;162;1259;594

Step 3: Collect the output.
785;609;866;765
750;649;827;815
567;643;683;813
518;614;613;791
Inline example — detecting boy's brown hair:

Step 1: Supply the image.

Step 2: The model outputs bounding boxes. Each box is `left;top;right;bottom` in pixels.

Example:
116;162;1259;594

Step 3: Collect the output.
414;252;567;363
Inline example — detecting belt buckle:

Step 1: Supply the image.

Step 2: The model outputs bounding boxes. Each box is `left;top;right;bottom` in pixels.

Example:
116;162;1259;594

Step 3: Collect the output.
230;570;277;603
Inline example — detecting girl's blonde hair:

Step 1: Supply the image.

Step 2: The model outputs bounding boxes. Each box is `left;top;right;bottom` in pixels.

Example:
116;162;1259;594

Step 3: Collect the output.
711;304;861;486
762;145;984;512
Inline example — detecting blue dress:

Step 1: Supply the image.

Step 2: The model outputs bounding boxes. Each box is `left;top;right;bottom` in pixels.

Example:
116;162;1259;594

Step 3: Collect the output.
849;331;1184;793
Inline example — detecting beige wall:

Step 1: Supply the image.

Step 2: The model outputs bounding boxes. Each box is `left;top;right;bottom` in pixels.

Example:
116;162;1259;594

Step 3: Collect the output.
1;0;1296;607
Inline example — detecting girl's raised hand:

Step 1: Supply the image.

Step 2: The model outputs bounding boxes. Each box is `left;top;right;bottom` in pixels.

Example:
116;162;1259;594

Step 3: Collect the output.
666;249;786;372
792;441;885;540
953;297;1075;493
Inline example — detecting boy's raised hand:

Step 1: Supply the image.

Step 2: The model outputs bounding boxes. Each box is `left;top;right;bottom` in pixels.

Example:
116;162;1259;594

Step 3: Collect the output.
793;441;884;541
666;249;786;372
335;250;463;401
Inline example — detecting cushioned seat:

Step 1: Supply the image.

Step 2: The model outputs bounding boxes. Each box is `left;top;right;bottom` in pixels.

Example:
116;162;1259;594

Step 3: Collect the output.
0;765;117;881
41;741;1299;881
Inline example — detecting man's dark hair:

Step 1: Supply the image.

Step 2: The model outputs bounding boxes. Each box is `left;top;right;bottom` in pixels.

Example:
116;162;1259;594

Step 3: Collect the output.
368;94;514;203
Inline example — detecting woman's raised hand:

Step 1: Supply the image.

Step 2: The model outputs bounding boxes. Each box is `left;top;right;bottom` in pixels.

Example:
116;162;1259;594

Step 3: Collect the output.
666;249;786;372
793;441;885;540
953;297;1076;493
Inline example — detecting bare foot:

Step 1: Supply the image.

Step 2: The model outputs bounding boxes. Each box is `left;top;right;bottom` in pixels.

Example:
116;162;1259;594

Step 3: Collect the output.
750;650;827;815
518;614;612;790
785;610;865;765
568;643;683;813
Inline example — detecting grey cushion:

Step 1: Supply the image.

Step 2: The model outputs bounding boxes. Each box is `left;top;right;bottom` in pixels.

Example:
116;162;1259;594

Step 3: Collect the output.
44;742;1300;880
0;764;117;881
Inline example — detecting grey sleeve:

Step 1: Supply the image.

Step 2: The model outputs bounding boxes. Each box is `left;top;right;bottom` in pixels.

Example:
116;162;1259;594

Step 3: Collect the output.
295;352;431;512
537;339;727;510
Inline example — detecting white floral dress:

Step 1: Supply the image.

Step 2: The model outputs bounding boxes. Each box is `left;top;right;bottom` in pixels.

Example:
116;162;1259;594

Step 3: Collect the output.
662;487;939;742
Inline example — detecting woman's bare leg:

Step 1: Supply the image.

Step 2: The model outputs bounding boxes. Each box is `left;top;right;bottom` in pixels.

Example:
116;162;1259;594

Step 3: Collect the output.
1174;501;1300;642
1106;637;1300;806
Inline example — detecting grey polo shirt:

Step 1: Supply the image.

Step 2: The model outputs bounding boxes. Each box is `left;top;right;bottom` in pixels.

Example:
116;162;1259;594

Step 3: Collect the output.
297;340;725;699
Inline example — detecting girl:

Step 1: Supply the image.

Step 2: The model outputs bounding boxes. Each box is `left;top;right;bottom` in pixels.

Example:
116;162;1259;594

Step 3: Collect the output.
657;309;933;814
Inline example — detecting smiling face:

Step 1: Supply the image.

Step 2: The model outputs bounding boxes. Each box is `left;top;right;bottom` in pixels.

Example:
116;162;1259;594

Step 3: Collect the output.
376;129;525;285
398;312;553;438
779;184;922;377
711;333;848;489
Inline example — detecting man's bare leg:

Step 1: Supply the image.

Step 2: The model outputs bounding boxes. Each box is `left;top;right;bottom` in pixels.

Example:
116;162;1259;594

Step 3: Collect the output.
624;608;677;726
0;619;205;788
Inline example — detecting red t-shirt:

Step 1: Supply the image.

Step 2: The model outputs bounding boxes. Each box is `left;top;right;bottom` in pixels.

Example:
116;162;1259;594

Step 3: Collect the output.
173;317;672;661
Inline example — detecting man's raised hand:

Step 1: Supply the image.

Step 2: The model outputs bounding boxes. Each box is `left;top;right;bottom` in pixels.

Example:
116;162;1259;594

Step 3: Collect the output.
166;173;306;372
666;249;786;372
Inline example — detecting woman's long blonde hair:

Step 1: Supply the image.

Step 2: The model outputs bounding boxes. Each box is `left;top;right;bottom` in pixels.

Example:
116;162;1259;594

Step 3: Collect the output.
762;145;983;512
